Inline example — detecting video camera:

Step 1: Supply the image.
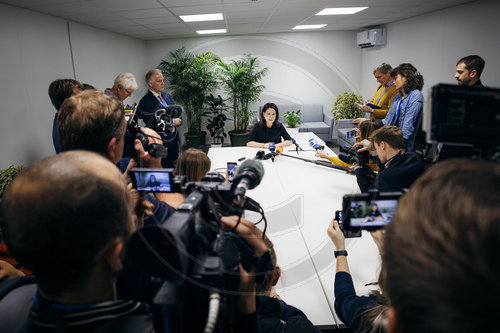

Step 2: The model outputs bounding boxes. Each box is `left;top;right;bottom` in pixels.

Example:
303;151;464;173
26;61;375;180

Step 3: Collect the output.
139;104;183;144
423;83;500;161
118;160;272;332
338;145;370;165
123;104;168;159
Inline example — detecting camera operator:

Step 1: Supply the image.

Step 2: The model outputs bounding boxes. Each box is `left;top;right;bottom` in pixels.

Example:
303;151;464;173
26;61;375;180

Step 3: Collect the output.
0;151;155;332
316;119;383;170
382;159;500;333
0;152;267;332
138;69;182;168
353;126;424;193
57;90;175;226
328;219;388;332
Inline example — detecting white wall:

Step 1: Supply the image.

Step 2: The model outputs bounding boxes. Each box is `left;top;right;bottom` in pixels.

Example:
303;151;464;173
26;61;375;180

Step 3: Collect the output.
146;30;361;114
0;4;147;169
1;0;499;168
360;0;500;99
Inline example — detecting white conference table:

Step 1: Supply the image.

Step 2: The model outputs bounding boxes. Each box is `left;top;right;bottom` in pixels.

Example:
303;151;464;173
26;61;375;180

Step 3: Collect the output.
207;130;381;327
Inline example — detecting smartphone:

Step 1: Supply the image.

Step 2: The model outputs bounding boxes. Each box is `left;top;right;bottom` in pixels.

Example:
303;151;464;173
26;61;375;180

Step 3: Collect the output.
227;162;238;182
366;103;382;110
342;192;403;231
130;168;174;192
335;210;362;238
346;129;357;139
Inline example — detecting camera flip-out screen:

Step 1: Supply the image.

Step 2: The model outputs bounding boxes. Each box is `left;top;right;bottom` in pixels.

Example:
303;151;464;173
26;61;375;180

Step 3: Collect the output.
342;192;402;230
131;168;174;193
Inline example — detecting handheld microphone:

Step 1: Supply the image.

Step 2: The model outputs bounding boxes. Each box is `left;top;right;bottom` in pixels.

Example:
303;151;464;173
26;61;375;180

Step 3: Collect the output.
269;142;276;153
231;159;265;200
309;138;325;151
275;146;283;154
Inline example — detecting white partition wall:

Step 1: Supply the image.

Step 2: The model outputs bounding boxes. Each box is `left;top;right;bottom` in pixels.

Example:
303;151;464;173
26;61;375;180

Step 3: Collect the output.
0;4;147;169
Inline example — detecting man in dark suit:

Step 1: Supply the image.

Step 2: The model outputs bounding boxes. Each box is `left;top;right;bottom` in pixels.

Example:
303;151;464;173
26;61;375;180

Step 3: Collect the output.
354;126;424;193
438;55;486;162
138;69;182;168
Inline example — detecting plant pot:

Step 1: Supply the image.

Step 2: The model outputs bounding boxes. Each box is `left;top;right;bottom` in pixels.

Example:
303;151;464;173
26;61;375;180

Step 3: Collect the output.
184;132;206;149
228;130;249;147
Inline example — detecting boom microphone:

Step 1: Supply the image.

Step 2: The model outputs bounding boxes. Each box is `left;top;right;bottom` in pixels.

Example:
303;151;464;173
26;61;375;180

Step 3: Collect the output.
231;159;265;200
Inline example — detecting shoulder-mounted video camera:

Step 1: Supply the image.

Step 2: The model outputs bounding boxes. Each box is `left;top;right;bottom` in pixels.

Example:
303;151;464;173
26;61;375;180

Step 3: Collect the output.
123;104;168;159
118;160;272;332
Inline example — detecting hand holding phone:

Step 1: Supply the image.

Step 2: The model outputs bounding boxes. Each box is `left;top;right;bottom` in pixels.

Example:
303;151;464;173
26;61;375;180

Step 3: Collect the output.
335;210;362;238
366;103;382;110
346;129;357;139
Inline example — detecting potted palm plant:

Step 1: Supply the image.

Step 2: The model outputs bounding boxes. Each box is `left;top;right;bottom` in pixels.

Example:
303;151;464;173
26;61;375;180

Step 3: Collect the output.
159;47;220;148
218;54;268;146
203;94;230;146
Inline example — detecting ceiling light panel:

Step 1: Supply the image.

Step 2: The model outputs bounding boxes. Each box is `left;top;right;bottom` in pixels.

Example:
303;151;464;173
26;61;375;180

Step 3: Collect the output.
316;7;368;15
180;13;223;22
293;24;327;30
196;29;227;34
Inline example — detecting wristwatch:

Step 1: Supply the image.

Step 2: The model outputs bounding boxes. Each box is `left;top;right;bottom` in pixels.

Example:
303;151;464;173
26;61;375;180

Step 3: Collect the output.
334;250;348;258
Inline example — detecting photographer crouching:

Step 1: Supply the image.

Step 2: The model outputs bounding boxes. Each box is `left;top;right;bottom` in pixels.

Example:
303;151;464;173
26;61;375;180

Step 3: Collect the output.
353;126;424;192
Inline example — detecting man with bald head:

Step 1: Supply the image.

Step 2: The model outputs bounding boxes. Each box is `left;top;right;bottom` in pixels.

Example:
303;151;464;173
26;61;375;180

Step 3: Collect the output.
0;151;154;331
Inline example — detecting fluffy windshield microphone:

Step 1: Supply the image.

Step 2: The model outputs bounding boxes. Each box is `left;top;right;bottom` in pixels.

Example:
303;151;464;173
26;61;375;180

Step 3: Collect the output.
231;159;265;200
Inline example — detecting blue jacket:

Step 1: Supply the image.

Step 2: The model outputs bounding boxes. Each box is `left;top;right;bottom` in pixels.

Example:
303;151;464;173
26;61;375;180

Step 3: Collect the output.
383;89;424;151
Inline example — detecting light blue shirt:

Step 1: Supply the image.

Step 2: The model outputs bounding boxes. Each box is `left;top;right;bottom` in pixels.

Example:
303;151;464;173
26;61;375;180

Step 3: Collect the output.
383;89;424;151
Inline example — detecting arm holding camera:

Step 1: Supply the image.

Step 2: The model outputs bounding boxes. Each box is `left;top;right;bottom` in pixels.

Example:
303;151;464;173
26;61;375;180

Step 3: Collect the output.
329;219;379;331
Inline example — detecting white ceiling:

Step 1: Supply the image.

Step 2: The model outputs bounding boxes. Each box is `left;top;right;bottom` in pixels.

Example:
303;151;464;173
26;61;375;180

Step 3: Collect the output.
0;0;477;40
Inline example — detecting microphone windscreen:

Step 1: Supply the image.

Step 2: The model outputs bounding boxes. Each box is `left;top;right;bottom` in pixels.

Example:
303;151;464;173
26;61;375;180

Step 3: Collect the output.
276;146;283;154
235;159;265;184
255;150;265;159
262;153;273;160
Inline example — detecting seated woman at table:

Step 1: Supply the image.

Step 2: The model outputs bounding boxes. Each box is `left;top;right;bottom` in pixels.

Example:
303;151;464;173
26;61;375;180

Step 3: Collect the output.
316;119;382;170
247;103;292;149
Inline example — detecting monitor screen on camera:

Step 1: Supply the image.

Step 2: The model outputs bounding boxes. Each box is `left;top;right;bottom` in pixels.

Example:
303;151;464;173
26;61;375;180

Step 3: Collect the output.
348;198;398;228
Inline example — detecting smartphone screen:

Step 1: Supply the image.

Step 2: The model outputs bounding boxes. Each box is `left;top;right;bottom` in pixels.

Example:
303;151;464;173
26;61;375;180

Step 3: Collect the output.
227;162;237;182
343;192;402;230
335;210;343;223
130;168;174;192
346;130;357;139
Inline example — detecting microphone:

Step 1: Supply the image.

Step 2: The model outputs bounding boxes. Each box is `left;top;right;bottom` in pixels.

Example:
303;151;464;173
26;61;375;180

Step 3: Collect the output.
231;159;265;200
269;142;276;153
275;146;283;154
309;138;325;151
254;150;265;160
291;138;301;150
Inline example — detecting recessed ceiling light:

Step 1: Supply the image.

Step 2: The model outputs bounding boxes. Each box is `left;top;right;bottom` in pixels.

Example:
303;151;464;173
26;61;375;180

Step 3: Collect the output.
196;29;227;35
180;13;223;22
316;7;368;15
293;24;327;30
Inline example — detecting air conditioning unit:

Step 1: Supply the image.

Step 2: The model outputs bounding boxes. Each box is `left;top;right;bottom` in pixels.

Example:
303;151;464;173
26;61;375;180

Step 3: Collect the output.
356;28;386;48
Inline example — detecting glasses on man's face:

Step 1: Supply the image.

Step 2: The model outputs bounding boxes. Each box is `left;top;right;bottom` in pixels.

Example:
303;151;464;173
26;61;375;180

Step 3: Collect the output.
125;89;134;96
